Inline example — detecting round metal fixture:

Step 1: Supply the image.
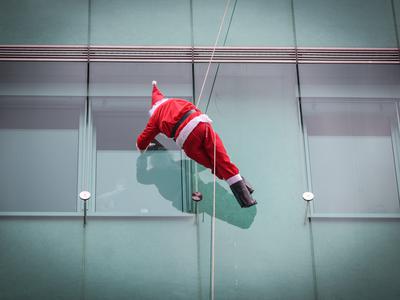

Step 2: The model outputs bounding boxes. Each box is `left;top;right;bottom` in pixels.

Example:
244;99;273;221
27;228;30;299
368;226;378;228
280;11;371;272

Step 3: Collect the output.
302;192;314;201
79;191;91;201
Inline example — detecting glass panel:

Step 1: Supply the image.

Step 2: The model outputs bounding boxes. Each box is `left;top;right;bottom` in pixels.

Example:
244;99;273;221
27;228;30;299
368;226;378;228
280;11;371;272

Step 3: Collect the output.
0;219;85;300
193;0;295;47
394;0;400;47
84;218;210;299
293;0;397;47
92;98;187;214
0;62;86;212
310;219;400;299
194;63;315;299
0;0;89;45
299;64;400;99
86;62;210;300
90;63;192;215
90;0;191;45
303;100;400;213
300;64;400;215
300;64;400;300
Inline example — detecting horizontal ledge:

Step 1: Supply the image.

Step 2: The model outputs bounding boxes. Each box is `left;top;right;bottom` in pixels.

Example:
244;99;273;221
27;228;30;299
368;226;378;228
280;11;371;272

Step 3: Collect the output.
87;212;195;218
310;213;400;220
1;58;398;64
0;45;399;63
0;58;88;62
1;45;398;50
0;212;196;218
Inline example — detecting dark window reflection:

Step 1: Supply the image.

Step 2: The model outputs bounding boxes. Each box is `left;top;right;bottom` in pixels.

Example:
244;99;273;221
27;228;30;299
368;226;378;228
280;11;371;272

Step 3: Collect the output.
303;100;400;214
0;97;83;212
0;62;86;213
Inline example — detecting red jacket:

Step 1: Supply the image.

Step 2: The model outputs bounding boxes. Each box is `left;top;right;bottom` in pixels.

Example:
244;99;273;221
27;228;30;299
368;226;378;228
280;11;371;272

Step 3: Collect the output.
136;98;201;151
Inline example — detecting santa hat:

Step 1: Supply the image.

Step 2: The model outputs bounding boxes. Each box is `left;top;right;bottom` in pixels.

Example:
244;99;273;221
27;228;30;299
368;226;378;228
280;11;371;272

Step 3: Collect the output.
151;81;165;107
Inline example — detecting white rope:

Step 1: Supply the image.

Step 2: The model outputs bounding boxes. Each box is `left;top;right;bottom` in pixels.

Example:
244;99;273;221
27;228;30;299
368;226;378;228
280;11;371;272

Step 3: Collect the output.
190;1;231;299
210;129;217;300
196;0;231;109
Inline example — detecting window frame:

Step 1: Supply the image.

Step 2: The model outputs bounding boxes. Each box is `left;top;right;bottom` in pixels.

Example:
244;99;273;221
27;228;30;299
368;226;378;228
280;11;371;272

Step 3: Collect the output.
302;98;400;219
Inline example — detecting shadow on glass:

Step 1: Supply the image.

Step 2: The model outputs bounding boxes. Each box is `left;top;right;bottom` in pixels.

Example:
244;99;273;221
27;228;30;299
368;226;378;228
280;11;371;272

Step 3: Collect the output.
136;149;257;229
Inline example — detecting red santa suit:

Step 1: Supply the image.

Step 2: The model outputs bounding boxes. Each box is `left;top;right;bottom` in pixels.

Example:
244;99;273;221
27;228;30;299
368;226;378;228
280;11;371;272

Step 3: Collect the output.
136;81;257;208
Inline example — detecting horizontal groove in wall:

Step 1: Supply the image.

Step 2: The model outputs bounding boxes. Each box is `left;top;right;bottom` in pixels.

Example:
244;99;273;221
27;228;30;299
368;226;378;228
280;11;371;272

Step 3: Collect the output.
0;45;399;63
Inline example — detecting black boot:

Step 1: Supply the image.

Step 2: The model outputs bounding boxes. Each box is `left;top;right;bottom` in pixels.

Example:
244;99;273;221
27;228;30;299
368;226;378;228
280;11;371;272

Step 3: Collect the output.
242;177;254;194
230;180;257;208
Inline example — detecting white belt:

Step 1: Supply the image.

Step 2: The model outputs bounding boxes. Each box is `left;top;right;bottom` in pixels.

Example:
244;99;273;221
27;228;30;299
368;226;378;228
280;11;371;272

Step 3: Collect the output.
175;114;212;148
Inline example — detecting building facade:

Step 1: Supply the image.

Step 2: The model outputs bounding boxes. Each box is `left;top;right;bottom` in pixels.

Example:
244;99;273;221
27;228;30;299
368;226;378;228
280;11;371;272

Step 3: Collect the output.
1;0;400;299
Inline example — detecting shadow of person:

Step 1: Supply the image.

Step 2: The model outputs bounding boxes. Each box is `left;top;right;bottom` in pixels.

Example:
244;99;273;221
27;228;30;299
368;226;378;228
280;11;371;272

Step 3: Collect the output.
136;150;257;229
194;165;257;229
136;149;183;210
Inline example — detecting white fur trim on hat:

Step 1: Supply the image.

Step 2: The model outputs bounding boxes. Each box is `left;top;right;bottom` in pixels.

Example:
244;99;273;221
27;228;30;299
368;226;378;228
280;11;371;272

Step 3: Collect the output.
152;80;157;86
149;98;170;116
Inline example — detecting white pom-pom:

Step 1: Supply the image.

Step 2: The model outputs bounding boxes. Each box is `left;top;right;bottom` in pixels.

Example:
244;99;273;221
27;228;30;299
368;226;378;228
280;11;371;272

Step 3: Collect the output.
152;80;157;86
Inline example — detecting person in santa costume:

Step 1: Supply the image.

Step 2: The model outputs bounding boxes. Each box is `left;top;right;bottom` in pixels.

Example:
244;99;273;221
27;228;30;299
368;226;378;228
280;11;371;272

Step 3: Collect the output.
136;81;257;208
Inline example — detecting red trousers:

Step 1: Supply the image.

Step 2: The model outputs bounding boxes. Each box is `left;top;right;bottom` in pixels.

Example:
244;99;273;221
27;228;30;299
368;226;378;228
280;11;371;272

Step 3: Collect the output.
182;122;239;180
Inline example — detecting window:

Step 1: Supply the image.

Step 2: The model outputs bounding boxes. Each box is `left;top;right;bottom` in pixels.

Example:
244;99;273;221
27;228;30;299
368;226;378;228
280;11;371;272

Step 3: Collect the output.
89;63;193;215
300;64;400;215
303;99;400;214
0;62;195;216
0;62;86;212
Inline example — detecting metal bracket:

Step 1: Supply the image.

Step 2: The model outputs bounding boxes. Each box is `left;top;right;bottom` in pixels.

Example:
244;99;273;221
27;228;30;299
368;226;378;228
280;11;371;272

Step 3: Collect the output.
302;192;314;224
79;191;91;226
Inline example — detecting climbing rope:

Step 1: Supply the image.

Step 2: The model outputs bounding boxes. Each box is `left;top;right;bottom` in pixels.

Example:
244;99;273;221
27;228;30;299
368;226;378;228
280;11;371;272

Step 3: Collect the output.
192;1;233;299
210;128;217;300
195;0;232;109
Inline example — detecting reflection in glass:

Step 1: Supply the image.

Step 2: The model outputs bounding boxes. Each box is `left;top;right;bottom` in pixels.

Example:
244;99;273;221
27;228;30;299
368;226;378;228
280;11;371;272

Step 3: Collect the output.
89;63;193;215
303;100;400;214
195;165;257;229
92;97;189;215
299;64;400;215
0;0;89;45
293;0;397;47
0;96;83;212
91;0;191;45
0;62;86;212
